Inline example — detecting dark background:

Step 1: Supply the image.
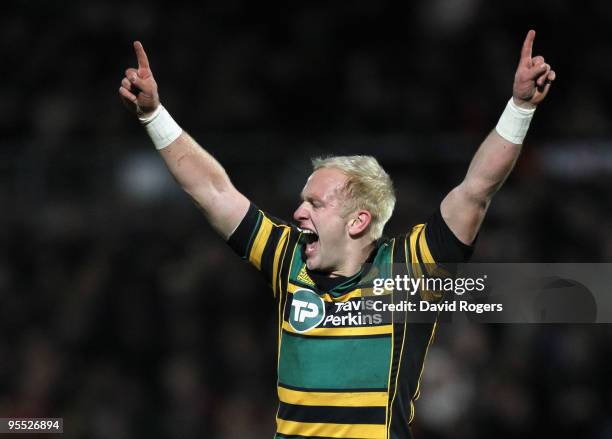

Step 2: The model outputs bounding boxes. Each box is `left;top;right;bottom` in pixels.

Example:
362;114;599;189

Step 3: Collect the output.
1;1;612;438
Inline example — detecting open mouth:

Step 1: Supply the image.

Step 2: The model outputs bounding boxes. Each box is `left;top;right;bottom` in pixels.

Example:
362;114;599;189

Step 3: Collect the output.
298;227;319;257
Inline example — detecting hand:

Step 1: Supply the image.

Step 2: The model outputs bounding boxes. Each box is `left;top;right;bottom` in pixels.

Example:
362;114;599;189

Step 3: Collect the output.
119;41;160;116
512;30;556;109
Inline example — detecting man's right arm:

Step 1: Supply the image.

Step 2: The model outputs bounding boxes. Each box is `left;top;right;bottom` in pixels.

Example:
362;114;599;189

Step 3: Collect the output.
119;41;249;240
159;132;250;240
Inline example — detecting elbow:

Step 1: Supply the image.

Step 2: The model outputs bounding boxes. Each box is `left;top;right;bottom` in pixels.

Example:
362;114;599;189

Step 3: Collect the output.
180;169;232;204
183;176;236;214
172;150;231;196
460;178;498;208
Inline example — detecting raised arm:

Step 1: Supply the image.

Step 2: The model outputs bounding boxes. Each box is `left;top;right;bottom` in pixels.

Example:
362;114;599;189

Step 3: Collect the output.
119;42;249;239
441;30;556;245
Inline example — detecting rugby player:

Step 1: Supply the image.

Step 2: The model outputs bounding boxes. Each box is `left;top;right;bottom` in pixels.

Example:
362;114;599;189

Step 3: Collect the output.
119;30;555;438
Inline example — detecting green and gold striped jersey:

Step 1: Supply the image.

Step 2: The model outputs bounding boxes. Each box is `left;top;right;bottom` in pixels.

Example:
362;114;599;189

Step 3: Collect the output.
228;204;472;439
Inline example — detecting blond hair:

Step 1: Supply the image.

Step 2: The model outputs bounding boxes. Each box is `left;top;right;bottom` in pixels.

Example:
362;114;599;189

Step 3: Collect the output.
312;155;396;240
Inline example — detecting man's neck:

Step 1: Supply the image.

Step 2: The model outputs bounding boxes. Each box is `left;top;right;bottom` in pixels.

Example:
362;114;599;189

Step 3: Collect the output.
325;240;377;278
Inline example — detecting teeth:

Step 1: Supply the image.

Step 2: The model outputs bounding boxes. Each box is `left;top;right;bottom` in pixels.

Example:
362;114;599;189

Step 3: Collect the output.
299;227;315;235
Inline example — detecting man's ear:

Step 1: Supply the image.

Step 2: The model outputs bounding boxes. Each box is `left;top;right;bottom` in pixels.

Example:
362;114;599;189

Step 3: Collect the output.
348;210;372;237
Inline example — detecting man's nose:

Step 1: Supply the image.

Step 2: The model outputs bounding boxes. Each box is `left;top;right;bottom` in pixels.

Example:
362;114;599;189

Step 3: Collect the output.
293;202;309;222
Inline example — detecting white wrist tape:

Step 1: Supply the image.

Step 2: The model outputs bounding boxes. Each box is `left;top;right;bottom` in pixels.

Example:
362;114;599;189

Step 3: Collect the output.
495;98;536;145
138;105;183;150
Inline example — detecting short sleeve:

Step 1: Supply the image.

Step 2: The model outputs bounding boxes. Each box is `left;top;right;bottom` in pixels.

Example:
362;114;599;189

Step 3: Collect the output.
227;203;294;296
400;209;475;301
423;208;474;263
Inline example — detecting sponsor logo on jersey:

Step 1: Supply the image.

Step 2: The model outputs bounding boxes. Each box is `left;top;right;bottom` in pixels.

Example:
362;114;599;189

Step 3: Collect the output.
289;288;325;333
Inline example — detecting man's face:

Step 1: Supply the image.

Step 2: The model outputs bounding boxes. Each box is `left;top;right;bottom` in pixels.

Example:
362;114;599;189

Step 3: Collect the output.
293;168;351;273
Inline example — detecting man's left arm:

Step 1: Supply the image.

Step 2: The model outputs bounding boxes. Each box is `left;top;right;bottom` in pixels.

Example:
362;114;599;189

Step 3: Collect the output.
441;30;556;245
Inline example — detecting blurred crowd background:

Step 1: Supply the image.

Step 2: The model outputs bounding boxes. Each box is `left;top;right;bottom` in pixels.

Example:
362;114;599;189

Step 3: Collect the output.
2;0;612;438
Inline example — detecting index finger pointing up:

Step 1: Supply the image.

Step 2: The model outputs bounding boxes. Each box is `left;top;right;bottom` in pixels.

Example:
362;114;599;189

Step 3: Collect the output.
520;30;536;64
133;41;150;69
